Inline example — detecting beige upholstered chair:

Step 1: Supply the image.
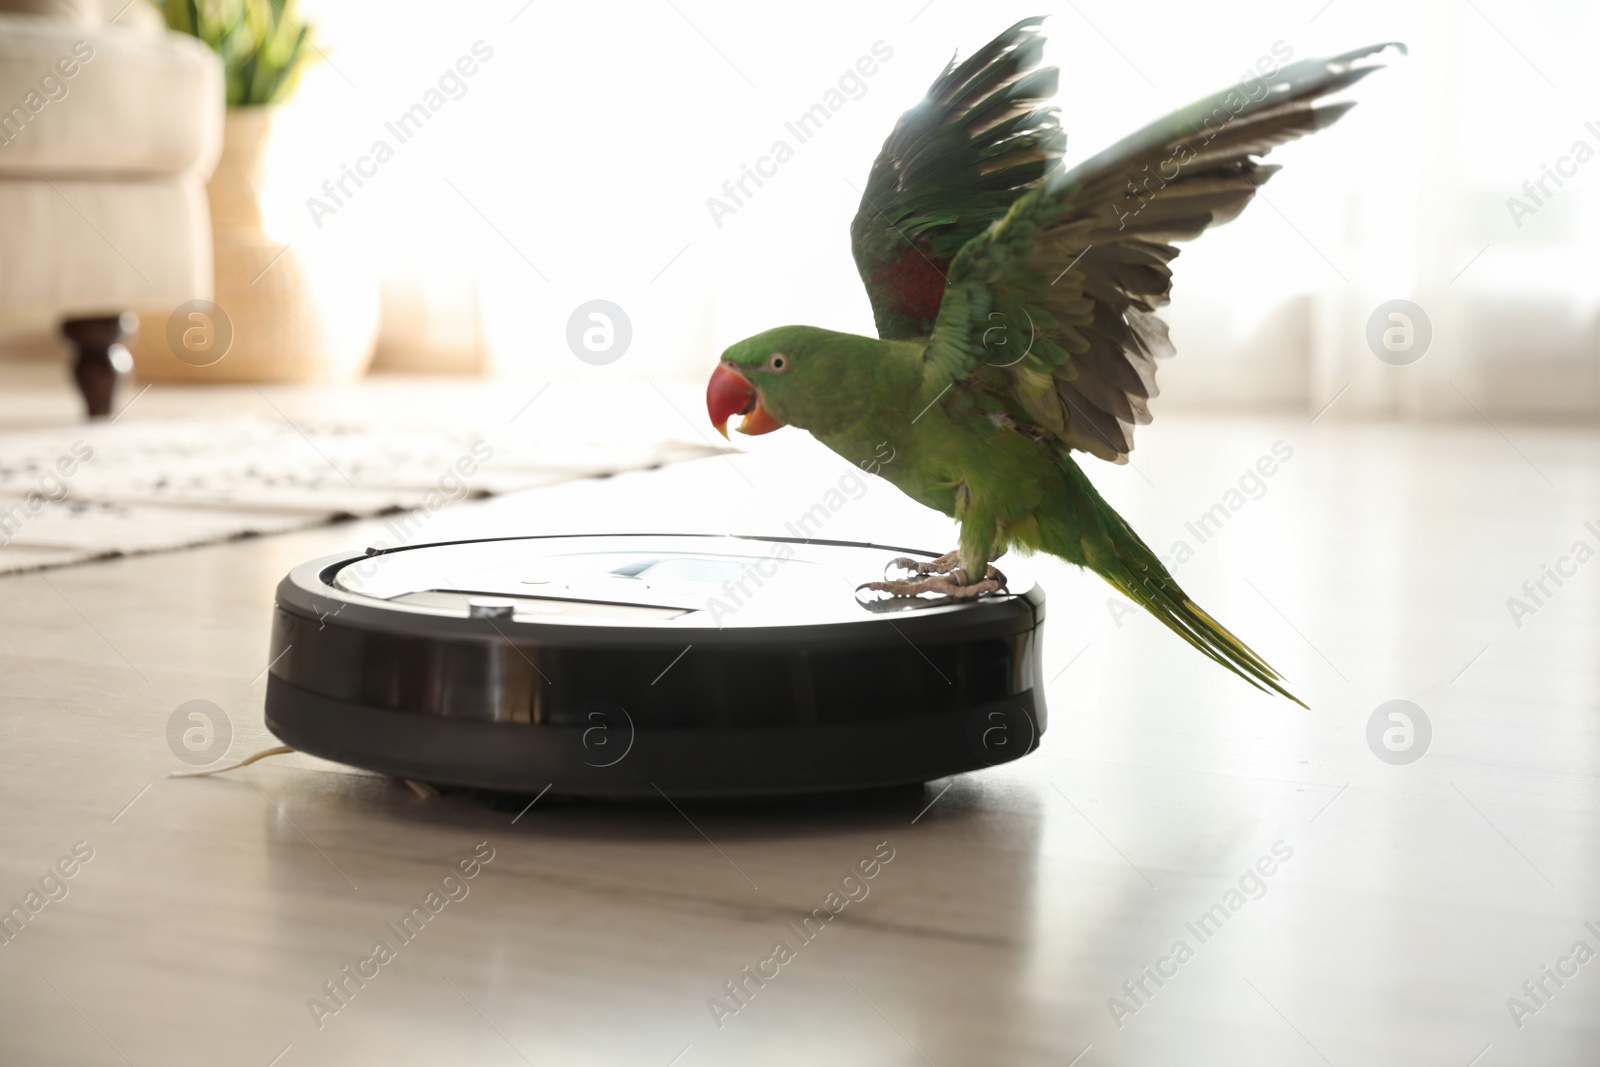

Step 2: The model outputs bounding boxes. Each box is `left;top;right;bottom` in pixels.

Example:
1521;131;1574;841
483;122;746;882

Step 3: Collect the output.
0;0;221;414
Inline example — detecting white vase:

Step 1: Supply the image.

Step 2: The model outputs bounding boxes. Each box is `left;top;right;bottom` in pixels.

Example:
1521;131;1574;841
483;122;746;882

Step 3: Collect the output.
132;106;379;382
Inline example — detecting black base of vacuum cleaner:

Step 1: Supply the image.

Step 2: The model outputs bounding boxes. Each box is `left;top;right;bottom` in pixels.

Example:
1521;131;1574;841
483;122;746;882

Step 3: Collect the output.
265;534;1046;798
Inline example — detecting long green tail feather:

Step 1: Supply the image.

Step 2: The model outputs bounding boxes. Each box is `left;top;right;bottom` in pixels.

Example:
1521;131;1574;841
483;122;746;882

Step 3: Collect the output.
1055;459;1307;707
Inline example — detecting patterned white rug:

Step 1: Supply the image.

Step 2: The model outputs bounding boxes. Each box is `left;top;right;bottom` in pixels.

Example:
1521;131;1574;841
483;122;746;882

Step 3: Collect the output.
0;411;718;575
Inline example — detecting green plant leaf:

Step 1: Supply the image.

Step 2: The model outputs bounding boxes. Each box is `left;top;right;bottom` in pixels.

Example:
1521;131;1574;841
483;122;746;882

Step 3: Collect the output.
160;0;316;107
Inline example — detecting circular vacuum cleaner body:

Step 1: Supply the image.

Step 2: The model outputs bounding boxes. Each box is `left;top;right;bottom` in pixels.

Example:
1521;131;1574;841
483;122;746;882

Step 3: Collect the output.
265;534;1046;798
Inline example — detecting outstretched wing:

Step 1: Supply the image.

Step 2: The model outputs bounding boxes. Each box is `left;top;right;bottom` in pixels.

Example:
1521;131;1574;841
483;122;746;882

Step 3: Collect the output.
924;43;1405;462
850;17;1065;341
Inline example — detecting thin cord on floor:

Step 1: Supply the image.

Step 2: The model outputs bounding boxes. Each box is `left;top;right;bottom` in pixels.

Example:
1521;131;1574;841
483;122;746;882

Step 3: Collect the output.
168;745;437;799
168;745;296;778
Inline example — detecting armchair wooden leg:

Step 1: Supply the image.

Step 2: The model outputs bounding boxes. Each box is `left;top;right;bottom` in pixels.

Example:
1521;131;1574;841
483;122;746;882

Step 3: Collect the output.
61;313;137;418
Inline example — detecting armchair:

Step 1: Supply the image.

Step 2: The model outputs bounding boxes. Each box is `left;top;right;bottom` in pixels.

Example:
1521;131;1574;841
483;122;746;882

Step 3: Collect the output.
0;0;221;415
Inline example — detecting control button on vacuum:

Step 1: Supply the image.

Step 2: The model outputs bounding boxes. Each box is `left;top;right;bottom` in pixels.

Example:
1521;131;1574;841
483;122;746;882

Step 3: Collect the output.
467;597;518;619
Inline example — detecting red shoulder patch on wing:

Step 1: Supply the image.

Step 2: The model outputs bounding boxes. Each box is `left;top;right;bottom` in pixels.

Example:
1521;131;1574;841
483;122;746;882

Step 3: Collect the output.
870;245;950;327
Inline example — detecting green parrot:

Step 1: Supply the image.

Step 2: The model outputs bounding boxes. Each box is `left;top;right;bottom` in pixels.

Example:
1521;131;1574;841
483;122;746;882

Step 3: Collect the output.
705;18;1402;706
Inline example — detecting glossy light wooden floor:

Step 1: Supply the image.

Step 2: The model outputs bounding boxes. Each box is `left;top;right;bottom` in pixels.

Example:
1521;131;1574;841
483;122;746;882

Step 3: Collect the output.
3;374;1598;1066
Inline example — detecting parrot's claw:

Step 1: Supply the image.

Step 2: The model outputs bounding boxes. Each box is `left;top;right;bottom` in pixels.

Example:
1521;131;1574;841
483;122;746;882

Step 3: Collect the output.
864;575;1002;599
882;550;963;582
859;563;1008;602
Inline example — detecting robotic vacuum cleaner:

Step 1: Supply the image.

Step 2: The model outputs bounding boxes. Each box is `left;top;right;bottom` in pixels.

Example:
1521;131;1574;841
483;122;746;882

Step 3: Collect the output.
264;534;1046;798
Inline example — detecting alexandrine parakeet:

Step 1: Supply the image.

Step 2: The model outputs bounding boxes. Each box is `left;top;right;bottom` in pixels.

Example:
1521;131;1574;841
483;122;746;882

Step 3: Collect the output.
705;18;1401;705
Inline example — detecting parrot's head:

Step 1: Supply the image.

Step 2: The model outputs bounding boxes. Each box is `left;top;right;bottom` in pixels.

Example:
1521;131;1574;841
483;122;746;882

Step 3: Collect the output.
707;325;872;439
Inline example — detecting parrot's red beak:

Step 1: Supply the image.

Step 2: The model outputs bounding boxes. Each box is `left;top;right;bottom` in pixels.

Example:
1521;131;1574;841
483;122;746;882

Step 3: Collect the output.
707;362;783;439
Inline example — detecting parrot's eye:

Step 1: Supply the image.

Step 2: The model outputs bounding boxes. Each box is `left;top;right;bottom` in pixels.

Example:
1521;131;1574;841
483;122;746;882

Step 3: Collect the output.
767;353;788;373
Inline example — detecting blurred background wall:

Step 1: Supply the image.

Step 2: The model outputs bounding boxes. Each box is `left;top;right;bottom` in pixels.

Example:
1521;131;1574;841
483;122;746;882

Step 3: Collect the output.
96;0;1600;418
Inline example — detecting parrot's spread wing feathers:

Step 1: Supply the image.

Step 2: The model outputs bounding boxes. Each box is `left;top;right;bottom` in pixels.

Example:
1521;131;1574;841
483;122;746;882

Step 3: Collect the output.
925;42;1406;462
850;17;1065;341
